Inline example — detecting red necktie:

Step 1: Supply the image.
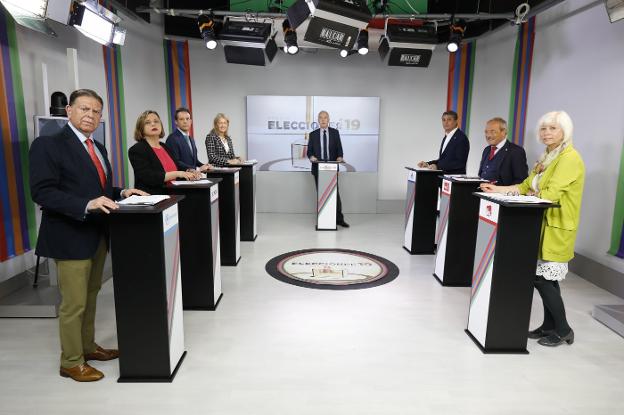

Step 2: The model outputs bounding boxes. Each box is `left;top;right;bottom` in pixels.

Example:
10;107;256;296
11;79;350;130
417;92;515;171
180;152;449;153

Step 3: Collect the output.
488;145;496;160
86;138;107;189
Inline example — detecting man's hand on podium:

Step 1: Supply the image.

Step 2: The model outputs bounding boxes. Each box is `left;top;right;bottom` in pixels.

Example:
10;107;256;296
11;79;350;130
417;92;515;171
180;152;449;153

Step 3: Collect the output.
87;196;119;214
336;157;344;163
309;156;318;162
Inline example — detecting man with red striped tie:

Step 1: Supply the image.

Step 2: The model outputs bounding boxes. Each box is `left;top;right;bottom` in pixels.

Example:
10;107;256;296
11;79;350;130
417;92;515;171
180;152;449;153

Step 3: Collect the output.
478;117;528;185
29;89;146;382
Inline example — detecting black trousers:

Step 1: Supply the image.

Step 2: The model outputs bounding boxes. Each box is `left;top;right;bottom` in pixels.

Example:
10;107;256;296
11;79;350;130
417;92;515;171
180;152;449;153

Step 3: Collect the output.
534;276;572;336
312;172;344;223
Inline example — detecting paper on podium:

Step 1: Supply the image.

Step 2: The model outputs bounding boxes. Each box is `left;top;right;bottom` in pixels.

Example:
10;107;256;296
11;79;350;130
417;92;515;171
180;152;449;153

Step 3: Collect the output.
171;179;212;186
243;159;257;165
476;192;552;204
118;195;170;205
445;175;486;182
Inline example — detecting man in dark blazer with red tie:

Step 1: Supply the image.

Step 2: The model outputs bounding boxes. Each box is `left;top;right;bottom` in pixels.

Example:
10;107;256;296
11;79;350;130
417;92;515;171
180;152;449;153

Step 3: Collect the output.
478;117;528;185
165;107;211;172
307;110;349;227
418;110;470;174
29;89;145;382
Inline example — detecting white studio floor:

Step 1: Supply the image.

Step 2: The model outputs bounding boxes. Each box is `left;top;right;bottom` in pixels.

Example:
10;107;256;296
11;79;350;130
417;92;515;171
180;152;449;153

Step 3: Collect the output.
1;213;624;415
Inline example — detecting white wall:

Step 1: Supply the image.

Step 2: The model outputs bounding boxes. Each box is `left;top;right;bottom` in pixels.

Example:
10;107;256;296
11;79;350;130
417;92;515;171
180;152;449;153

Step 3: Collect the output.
187;42;451;204
525;0;624;273
466;26;517;175
0;15;168;282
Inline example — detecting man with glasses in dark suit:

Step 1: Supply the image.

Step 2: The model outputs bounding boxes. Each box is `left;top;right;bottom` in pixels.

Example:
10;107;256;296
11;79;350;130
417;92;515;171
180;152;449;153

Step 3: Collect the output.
307;110;349;228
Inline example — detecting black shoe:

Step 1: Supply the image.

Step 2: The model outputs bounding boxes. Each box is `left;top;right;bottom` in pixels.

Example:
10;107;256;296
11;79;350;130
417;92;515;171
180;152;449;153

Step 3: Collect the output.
528;327;555;339
538;330;574;347
337;221;350;228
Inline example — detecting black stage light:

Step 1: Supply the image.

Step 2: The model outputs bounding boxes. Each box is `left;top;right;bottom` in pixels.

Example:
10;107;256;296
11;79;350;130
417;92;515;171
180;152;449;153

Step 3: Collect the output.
446;23;465;53
378;23;436;67
198;14;218;50
282;19;299;55
50;91;68;116
286;0;371;50
356;29;368;55
219;19;278;66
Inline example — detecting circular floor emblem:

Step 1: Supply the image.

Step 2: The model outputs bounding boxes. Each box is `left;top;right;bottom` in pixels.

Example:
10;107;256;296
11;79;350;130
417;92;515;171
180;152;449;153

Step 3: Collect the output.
266;248;399;290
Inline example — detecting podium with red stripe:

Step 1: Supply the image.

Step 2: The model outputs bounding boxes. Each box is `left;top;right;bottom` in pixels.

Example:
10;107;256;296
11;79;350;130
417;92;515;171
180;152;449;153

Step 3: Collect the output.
465;193;553;354
433;176;484;286
315;161;340;230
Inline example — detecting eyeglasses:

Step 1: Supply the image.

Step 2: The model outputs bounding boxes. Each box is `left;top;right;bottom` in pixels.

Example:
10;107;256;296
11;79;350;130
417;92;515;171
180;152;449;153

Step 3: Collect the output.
76;106;103;116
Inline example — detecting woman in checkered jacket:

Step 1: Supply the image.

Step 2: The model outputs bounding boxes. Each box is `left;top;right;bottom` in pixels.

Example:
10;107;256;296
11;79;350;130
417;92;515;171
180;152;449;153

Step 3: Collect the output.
205;113;243;167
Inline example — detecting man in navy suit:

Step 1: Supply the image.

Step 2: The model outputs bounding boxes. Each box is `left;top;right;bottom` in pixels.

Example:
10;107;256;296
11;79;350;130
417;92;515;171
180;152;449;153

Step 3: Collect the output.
165;107;211;172
307;111;349;227
478;117;528;185
29;89;145;382
418;110;470;174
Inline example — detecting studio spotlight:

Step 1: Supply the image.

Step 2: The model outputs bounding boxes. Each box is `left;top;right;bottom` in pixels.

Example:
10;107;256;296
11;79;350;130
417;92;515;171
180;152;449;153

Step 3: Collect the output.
198;14;218;50
286;0;371;50
356;29;368;55
378;23;436;67
282;19;299;55
339;49;356;58
69;2;122;46
446;22;465;53
219;19;278;66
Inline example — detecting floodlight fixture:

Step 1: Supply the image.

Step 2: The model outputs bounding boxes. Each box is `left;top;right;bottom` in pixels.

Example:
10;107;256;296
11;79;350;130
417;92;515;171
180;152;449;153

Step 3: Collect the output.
378;22;436;67
219;18;278;66
286;0;371;50
198;13;218;49
356;29;368;55
282;18;299;55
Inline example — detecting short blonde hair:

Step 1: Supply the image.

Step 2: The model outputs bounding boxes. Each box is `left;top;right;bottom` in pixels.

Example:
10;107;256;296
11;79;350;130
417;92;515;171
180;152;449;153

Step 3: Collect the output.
211;113;229;136
134;110;165;141
535;111;574;171
536;111;573;146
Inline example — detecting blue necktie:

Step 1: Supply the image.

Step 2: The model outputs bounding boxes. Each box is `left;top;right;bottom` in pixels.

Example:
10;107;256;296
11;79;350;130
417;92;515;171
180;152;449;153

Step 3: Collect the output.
323;130;328;161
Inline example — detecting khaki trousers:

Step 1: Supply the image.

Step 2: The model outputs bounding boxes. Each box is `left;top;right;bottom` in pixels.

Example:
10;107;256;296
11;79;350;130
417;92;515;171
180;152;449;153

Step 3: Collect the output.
55;238;107;368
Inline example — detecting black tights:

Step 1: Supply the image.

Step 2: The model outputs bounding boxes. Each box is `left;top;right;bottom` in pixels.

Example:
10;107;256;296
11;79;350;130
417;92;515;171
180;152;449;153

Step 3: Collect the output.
534;276;572;336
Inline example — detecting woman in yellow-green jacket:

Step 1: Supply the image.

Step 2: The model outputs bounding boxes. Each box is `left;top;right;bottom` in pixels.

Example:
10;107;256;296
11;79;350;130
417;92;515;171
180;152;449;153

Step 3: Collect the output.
480;111;584;347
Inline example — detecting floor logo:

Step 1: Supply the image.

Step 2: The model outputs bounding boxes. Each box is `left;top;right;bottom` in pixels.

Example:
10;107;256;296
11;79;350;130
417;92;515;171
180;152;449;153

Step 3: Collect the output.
265;249;399;290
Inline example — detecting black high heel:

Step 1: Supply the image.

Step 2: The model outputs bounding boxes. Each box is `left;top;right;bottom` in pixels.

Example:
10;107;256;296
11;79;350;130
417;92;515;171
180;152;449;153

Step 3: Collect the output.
528;327;555;339
538;329;574;347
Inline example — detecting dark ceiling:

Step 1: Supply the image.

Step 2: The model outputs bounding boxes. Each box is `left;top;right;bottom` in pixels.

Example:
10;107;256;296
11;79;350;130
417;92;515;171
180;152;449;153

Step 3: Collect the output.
124;0;558;43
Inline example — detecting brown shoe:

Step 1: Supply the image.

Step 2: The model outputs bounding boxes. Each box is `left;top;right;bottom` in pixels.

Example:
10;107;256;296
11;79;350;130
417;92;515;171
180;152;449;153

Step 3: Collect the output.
60;363;104;382
84;346;119;361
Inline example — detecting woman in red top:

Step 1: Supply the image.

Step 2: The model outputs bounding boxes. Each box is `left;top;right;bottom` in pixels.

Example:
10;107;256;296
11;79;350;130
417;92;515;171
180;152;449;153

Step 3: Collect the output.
129;110;199;195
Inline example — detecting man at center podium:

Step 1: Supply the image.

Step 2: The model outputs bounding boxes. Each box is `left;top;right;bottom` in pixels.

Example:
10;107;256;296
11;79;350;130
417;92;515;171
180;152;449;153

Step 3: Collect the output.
307;111;349;228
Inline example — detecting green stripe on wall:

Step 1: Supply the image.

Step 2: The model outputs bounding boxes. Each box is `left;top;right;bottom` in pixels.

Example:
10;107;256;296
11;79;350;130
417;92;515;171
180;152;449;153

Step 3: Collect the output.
115;46;129;188
608;141;624;255
7;16;37;245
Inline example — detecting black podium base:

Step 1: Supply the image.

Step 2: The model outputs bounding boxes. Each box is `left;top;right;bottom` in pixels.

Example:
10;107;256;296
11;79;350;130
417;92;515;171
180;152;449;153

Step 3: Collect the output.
222;257;241;267
183;293;223;311
117;351;187;383
432;273;471;287
403;246;435;255
464;330;529;355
